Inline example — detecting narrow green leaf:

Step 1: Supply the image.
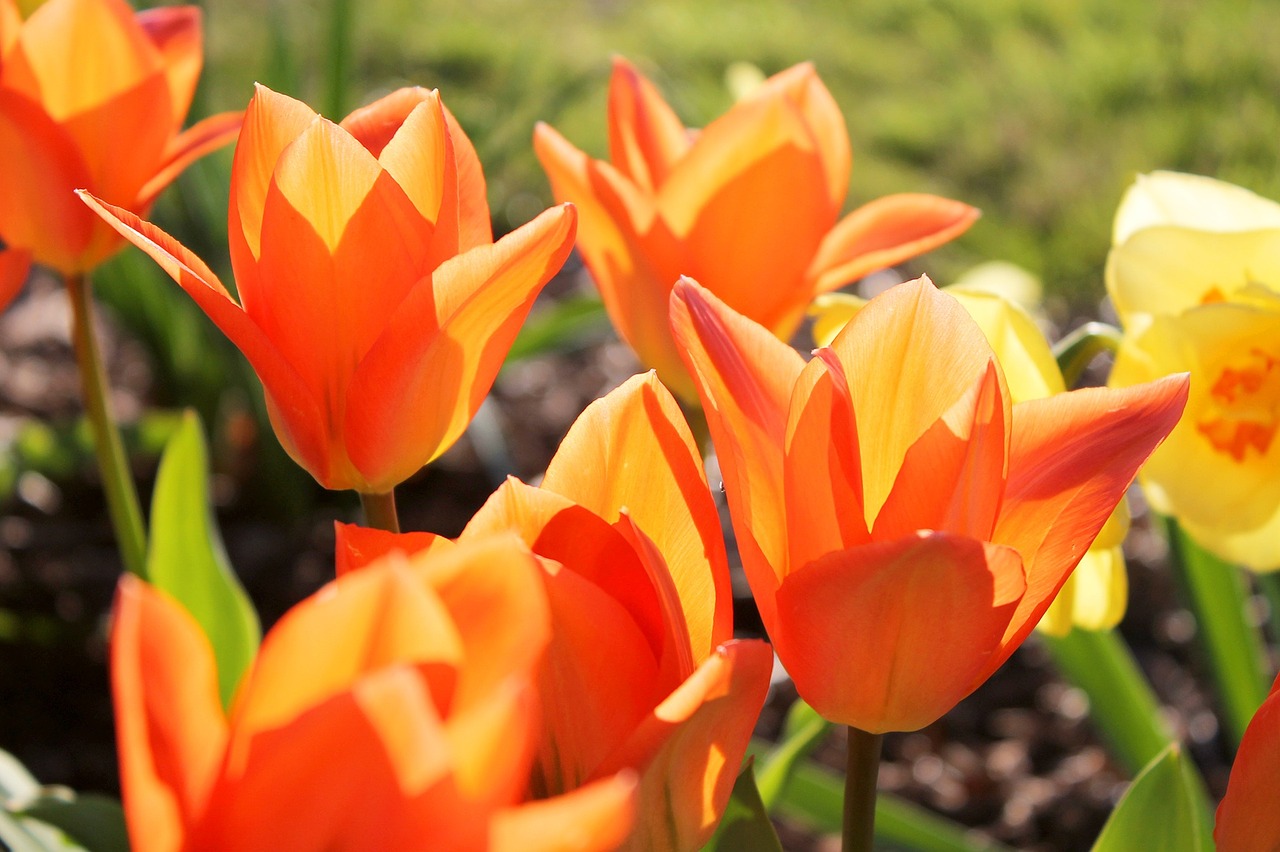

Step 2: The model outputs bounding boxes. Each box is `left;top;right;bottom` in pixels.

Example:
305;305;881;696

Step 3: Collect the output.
0;813;68;852
1052;322;1122;388
704;759;783;852
755;700;831;809
1092;744;1212;852
17;794;128;852
504;296;610;365
147;411;260;709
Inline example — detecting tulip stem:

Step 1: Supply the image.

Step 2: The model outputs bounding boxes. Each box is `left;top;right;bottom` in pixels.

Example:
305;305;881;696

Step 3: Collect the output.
359;490;401;533
1052;321;1122;389
842;726;881;852
66;273;148;577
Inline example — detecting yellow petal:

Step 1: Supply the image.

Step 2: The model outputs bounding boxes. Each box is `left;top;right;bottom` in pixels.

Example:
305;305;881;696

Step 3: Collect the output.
1114;171;1280;244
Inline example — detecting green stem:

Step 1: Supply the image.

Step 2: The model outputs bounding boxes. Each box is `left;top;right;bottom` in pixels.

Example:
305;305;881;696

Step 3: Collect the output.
843;727;881;852
67;273;148;577
324;0;354;118
680;396;713;459
359;489;400;533
1163;515;1270;748
1052;321;1122;389
1039;628;1174;774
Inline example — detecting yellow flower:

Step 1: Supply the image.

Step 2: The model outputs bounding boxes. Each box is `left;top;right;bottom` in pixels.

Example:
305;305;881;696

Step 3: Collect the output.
811;281;1130;635
1108;172;1280;571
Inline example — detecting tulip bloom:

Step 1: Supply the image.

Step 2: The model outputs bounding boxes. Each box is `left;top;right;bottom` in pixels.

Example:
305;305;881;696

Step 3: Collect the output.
113;538;635;852
1108;171;1280;570
83;85;577;493
810;287;1131;636
1216;673;1280;851
0;0;240;275
534;57;978;399
337;373;773;851
671;276;1188;733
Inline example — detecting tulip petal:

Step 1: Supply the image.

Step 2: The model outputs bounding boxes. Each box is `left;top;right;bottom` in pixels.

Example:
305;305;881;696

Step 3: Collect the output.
0;247;31;312
670;278;806;624
1;0;19;55
1114;171;1280;244
607;57;690;192
442;104;493;251
593;640;773;852
112;576;227;852
540;372;733;660
1215;673;1280;852
492;773;637;852
136;4;202;122
774;533;1025;733
333;520;450;577
137;110;243;211
753;62;850;207
77;191;332;485
344;204;575;490
987;375;1189;672
828;277;997;525
807;193;981;295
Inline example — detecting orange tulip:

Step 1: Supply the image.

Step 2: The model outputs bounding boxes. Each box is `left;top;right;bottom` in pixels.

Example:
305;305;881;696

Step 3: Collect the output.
0;0;240;275
670;276;1188;733
82;84;577;493
1216;673;1280;851
0;245;28;312
337;373;773;851
534;57;978;399
113;537;635;852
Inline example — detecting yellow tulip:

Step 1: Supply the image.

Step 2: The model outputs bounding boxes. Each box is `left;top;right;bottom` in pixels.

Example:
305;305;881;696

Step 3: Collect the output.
1108;171;1280;571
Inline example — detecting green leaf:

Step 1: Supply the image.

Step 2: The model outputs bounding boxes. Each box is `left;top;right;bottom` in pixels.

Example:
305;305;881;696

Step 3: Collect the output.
147;410;260;709
755;700;831;809
504;296;610;365
704;759;783;852
17;794;128;852
1092;743;1213;852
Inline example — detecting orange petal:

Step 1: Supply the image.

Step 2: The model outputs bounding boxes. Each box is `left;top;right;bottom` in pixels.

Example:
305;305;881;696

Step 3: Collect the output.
0;247;31;312
135;4;202;122
443;678;542;812
1;0;19;55
0;89;93;271
77;191;332;486
137;110;243;211
111;576;227;852
344;203;575;491
492;773;638;852
774;532;1025;733
593;640;773;852
986;374;1190;673
669;278;805;626
1216;673;1280;851
872;359;1008;541
829;277;998;526
333;521;450;577
541;372;734;660
752;62;850;208
442;103;493;251
607;57;690;192
808;194;981;294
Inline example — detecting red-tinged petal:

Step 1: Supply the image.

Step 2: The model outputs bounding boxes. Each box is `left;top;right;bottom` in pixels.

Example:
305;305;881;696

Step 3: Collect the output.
111;576;227;852
873;359;1009;541
340;87;433;156
1216;673;1280;851
229;561;464;741
607;57;690;192
986;374;1190;674
752;62;850;208
593;640;773;852
783;354;868;572
541;372;734;659
492;773;637;852
0;247;31;312
1;0;158;120
136;110;243;211
658;92;836;335
808;194;981;295
136;4;202;122
669;278;805;626
353;89;445;223
0;90;93;271
442;104;493;250
0;0;19;56
201;665;487;852
443;678;541;811
333;521;449;577
228;84;316;264
77;191;332;487
774;533;1026;733
344;204;575;491
828;277;997;526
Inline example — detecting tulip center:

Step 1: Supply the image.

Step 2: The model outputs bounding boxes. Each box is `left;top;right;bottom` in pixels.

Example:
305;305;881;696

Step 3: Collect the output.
1196;346;1280;461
